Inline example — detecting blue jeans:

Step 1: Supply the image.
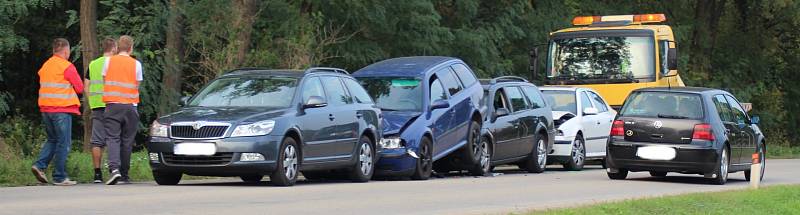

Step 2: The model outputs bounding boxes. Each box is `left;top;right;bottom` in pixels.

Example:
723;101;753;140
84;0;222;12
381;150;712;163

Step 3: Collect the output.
34;113;72;182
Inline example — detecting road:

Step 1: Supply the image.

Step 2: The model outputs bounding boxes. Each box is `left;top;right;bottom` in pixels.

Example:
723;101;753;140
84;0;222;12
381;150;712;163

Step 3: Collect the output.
1;159;797;215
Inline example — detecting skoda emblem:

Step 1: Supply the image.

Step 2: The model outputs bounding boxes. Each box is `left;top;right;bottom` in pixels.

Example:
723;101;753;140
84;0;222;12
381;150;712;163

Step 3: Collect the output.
192;121;205;130
625;130;634;136
653;121;663;129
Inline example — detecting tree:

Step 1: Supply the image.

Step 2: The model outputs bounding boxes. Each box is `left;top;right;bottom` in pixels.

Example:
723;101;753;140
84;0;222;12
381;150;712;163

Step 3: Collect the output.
79;0;99;151
160;0;184;115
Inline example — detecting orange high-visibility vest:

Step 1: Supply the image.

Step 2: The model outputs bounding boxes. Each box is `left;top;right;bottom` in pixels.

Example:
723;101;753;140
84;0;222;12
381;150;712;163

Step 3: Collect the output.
38;56;80;107
102;55;139;104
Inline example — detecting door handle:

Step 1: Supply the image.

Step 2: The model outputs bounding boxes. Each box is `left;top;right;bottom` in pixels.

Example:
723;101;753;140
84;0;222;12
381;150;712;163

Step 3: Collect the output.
596;121;601;125
329;114;335;121
356;112;363;118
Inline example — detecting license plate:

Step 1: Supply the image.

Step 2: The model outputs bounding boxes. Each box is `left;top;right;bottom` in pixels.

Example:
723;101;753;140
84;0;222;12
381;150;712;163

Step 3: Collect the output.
174;143;216;156
636;146;676;160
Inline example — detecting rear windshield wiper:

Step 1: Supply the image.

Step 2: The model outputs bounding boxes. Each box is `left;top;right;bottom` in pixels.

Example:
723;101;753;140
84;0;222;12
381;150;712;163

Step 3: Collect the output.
657;114;689;119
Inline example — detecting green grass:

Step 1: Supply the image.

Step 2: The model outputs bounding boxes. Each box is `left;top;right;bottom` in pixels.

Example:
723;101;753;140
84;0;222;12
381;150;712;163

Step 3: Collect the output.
0;151;154;186
532;185;800;215
767;145;800;159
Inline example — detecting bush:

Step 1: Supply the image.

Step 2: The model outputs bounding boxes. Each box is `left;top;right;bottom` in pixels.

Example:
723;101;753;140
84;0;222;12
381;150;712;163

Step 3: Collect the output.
0;116;46;157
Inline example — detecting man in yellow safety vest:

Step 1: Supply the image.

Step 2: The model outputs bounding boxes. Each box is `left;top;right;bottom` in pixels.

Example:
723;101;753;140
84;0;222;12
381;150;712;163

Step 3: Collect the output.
86;37;117;183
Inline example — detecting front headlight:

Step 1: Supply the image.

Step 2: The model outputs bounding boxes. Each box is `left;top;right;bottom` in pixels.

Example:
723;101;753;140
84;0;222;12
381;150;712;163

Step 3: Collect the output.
150;121;168;137
557;130;564;136
380;137;404;149
231;120;275;137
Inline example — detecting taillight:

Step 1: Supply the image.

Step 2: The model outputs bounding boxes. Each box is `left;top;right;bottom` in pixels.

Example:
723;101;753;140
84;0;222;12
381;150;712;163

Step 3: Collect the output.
692;124;715;141
610;120;625;137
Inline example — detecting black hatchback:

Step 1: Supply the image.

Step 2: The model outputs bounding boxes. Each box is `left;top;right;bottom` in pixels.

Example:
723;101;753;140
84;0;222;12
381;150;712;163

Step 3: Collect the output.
146;68;382;186
606;87;766;185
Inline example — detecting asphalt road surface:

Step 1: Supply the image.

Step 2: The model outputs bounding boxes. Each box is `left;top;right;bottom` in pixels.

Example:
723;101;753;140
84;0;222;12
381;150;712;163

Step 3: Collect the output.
1;159;798;215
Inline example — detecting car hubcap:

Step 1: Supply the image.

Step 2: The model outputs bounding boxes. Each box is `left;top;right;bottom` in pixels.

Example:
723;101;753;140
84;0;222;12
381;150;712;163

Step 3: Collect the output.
720;148;728;180
359;143;373;175
572;139;584;166
537;139;546;168
283;145;298;180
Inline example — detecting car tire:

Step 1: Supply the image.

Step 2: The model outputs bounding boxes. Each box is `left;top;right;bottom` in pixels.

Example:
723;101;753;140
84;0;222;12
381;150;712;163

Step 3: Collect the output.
468;135;491;176
563;135;586;171
411;137;433;180
649;171;667;177
607;169;628;180
153;171;182;185
240;175;264;183
710;146;730;185
349;136;375;183
745;143;766;182
520;134;547;173
270;137;299;186
461;121;483;167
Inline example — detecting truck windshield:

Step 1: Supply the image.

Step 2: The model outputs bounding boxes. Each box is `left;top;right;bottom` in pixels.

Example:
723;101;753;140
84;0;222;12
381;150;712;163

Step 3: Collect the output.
189;77;298;108
358;77;422;111
547;36;655;83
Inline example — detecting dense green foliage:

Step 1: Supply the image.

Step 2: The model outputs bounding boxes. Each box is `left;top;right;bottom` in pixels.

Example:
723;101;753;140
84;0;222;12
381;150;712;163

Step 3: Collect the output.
0;0;798;153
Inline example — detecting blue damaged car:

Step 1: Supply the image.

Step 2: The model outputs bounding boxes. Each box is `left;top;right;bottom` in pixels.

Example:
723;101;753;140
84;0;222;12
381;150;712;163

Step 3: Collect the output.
353;56;484;180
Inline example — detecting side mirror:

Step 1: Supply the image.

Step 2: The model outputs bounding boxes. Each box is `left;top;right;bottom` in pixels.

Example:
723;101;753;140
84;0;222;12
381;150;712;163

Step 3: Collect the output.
667;42;678;71
179;96;191;107
494;108;510;118
583;107;599;116
751;116;760;125
430;99;450;110
303;96;327;109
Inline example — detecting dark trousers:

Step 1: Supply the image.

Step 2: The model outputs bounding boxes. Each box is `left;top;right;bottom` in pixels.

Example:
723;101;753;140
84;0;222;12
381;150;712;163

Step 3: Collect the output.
90;108;107;147
104;103;138;176
34;113;72;182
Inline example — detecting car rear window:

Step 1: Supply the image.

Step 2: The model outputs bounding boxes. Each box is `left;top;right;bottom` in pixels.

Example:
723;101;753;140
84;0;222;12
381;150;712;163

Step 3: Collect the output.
620;91;704;119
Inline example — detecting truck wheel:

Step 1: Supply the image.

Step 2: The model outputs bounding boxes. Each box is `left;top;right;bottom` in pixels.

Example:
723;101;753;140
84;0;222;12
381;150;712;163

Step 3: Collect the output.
411;137;433;180
563;135;585;171
349;136;375;182
270;137;299;186
153;171;182;185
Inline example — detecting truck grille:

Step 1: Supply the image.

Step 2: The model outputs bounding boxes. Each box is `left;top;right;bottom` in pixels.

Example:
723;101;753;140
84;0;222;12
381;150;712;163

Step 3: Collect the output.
162;152;234;165
170;125;229;139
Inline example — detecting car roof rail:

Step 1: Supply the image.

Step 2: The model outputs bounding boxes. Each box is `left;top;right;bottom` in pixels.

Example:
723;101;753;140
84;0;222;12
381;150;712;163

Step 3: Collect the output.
490;76;528;84
304;67;349;75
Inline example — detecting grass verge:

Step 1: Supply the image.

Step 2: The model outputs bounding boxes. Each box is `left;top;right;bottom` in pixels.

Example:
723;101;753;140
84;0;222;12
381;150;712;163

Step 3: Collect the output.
767;145;800;159
533;185;800;215
0;151;153;186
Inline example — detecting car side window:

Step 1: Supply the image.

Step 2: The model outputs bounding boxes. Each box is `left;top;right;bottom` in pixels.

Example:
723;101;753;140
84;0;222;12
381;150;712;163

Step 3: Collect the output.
725;95;749;123
437;68;462;96
712;95;734;122
301;77;325;103
504;87;529;112
521;86;546;109
321;76;351;106
493;89;509;110
429;77;447;104
451;64;477;87
342;78;373;104
588;91;609;112
580;91;594;111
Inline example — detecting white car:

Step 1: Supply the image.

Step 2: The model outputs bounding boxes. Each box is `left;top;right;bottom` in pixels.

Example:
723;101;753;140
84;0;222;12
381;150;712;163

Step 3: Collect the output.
540;87;616;170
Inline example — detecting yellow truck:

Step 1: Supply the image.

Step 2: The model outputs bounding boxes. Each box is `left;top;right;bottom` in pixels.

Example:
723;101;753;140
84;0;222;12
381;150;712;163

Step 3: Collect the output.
537;14;684;109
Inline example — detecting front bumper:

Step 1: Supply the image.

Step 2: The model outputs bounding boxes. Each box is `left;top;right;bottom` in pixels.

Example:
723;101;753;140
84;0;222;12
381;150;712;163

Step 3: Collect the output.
606;140;719;174
147;135;282;176
550;136;574;157
375;147;417;176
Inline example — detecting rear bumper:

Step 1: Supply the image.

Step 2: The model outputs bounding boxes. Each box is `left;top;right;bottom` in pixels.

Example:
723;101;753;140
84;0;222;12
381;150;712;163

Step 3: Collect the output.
606;141;719;174
146;135;282;176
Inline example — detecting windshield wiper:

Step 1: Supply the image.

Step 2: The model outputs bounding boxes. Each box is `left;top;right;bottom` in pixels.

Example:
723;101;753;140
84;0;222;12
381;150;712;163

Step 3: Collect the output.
657;114;688;119
380;107;399;111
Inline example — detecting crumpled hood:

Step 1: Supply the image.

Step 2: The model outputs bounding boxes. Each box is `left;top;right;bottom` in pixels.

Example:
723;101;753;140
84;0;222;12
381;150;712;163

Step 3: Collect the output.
381;111;422;135
159;106;287;125
552;111;575;120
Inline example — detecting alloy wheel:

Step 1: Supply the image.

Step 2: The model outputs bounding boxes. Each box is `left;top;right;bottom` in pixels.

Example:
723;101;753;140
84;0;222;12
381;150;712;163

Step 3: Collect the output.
359;143;373;176
537;139;547;169
572;139;585;166
283;145;298;180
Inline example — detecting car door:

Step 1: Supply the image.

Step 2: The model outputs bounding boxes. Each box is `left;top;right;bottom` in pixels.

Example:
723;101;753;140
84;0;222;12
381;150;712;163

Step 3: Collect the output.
578;91;602;148
587;91;614;157
490;87;520;160
503;86;532;155
428;75;453;156
725;95;756;165
435;67;467;154
319;76;359;160
297;76;338;162
521;85;549;157
712;94;740;164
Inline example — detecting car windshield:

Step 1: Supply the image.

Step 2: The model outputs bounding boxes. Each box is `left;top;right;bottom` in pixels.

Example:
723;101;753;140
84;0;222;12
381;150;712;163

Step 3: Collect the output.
358;77;422;111
547;36;655;83
542;90;577;114
620;92;704;119
188;77;298;108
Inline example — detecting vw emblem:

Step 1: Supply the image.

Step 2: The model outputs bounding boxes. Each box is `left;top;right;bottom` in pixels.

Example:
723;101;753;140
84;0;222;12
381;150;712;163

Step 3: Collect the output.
192;121;205;130
626;130;634;136
653;121;663;129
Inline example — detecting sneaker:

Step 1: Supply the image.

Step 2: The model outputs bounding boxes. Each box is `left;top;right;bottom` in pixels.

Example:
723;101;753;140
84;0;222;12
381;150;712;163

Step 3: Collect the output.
118;176;131;185
93;172;103;183
53;178;77;186
31;166;48;184
106;169;121;185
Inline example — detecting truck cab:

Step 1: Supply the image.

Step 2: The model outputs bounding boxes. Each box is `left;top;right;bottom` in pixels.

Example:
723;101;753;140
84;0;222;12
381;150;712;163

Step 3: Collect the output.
542;14;684;109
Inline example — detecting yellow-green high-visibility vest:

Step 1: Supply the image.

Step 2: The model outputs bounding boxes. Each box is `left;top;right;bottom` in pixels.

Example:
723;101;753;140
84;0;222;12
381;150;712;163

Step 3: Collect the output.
88;56;106;109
